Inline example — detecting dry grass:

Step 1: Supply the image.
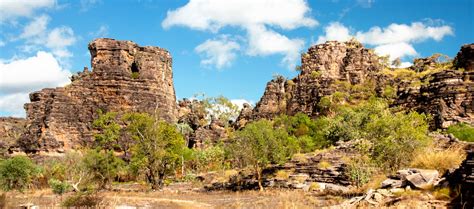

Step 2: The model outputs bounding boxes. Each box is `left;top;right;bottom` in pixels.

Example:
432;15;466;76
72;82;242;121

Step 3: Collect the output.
410;147;466;174
317;161;332;169
292;153;308;163
274;170;291;180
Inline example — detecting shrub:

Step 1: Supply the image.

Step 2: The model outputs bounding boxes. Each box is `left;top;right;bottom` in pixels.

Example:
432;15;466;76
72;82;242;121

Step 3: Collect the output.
274;170;291;180
410;147;466;174
48;178;70;195
0;156;40;191
229;119;297;190
82;149;124;189
124;112;187;190
317;161;332;169
346;155;374;188
62;192;103;207
131;72;140;79
189;144;226;172
446;123;474;142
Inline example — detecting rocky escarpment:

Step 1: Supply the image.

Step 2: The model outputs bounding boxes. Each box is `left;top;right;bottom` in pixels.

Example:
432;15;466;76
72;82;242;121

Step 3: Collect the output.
0;117;26;155
237;41;474;130
395;44;474;128
236;40;383;126
19;38;177;153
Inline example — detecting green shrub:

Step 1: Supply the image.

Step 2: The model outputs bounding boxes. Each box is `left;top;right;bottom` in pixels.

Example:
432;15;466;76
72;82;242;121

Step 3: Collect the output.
48;178;70;195
131;72;140;79
0;156;40;191
446;123;474;142
82;149;124;189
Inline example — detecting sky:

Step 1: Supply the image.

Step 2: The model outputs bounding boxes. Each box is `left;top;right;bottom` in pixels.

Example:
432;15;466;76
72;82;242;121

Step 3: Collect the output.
0;0;473;117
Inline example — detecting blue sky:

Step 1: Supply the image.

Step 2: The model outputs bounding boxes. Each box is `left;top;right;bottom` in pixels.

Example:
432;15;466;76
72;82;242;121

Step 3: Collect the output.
0;0;473;117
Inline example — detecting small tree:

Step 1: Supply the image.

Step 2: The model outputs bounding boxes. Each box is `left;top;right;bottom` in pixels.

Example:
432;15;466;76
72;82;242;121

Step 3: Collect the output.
230;119;296;191
0;156;40;191
82;149;124;190
124;113;187;190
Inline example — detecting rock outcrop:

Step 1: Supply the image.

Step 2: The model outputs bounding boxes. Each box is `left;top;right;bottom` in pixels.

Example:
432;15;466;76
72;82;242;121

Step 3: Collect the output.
0;117;26;155
236;40;382;127
19;38;177;153
237;41;474;130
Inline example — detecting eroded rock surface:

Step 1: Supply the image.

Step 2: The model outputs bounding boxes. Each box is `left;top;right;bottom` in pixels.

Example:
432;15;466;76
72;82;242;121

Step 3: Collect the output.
20;38;177;153
0;117;26;155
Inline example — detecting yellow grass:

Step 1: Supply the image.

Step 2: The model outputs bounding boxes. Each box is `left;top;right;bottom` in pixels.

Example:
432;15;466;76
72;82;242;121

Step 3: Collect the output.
410;147;466;174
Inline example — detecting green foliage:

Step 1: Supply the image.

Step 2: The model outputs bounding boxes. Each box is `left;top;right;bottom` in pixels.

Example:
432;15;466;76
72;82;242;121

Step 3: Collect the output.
0;156;40;191
93;111;121;151
48;178;70;195
82;149;124;189
310;71;321;79
131;72;140;79
346;155;375;187
195;94;240;126
188;144;226;172
123;112;187;189
382;85;397;99
446;123;474;142
229;119;297;190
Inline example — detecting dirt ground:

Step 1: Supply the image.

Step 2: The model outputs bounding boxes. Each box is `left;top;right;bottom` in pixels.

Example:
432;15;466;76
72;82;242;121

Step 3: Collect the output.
3;183;347;208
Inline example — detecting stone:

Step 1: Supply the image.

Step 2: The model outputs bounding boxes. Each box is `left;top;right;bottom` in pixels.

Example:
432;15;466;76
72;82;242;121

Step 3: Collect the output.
0;117;26;154
405;169;439;189
19;38;177;153
454;43;474;71
381;178;403;188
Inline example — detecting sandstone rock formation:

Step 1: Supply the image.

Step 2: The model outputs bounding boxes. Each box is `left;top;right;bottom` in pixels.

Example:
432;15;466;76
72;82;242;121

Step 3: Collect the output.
237;41;474;130
236;40;383;127
19;38;177;153
0;117;26;155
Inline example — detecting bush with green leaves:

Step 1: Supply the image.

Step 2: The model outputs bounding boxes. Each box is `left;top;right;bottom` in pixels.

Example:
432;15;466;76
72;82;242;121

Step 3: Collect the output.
188;144;226;173
62;191;103;207
123;112;188;190
82;149;124;190
0;156;40;191
229;119;297;190
48;178;70;195
446;122;474;142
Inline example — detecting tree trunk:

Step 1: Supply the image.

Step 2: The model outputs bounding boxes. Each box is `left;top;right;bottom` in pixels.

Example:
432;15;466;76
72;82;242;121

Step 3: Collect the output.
256;164;264;191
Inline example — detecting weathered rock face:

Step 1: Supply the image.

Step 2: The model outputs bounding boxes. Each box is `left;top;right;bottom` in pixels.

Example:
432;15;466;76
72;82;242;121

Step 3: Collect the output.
20;38;177;153
0;117;26;155
395;44;474;129
237;40;382;126
177;98;228;148
237;41;474;130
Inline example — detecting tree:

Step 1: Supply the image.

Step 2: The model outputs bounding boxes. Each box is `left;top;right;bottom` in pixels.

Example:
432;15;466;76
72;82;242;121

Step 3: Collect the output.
0;156;40;191
93;111;121;151
230;119;296;191
82;149;124;190
391;57;402;68
123;113;187;190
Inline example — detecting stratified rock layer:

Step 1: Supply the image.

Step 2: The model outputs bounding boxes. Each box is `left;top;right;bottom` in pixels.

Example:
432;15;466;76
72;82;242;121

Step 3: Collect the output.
0;117;26;155
238;41;474;130
20;38;177;153
237;40;382;126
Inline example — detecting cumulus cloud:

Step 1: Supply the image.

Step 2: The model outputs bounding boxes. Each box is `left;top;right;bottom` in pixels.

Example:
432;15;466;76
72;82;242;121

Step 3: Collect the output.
195;35;240;69
0;0;56;23
0;51;71;94
246;25;304;68
17;15;77;58
80;0;102;12
355;22;454;45
374;42;417;60
163;0;317;69
0;93;30;117
316;22;351;44
316;21;454;61
0;51;71;116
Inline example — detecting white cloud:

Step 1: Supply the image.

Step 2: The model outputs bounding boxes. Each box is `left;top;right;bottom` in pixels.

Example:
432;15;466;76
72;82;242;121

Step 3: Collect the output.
0;40;5;47
16;15;77;58
19;15;50;39
231;99;253;110
0;51;71;94
316;21;454;60
0;0;56;23
316;22;351;44
247;25;304;69
355;22;454;45
90;25;109;38
374;42;417;60
195;35;240;69
162;0;317;69
0;93;30;117
357;0;375;8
